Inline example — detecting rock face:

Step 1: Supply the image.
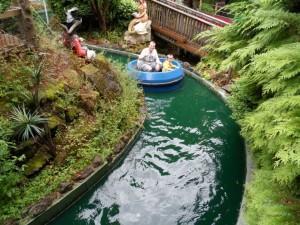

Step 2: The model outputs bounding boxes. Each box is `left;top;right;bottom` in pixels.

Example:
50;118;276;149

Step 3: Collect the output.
92;155;103;168
2;219;19;225
124;21;152;45
113;140;126;154
61;69;82;90
24;150;52;177
72;166;94;181
27;195;56;217
58;182;73;194
79;86;99;113
80;58;122;101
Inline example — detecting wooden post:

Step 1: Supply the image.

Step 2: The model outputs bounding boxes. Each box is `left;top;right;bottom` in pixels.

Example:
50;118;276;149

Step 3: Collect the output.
18;0;38;48
199;0;203;10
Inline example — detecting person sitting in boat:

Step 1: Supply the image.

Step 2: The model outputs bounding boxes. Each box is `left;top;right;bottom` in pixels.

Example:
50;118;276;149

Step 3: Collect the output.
137;41;162;72
162;54;177;72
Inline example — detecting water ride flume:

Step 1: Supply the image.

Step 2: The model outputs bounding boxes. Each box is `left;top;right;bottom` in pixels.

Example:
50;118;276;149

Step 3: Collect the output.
127;58;184;86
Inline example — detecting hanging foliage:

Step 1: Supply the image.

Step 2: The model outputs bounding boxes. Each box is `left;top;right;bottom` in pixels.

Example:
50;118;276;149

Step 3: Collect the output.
197;0;300;224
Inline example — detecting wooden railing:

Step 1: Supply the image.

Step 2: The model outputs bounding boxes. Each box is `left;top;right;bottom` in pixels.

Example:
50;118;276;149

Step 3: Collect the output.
0;0;44;20
147;0;230;56
0;30;24;55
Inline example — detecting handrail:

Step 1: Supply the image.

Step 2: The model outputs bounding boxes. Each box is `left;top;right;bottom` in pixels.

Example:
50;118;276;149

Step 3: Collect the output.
148;0;230;27
149;0;217;27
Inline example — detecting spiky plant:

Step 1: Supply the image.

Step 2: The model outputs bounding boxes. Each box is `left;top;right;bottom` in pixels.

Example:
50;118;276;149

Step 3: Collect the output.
31;60;44;108
10;105;47;141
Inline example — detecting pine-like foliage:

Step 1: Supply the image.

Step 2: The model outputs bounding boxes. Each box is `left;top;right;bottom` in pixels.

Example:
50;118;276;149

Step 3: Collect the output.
246;169;300;225
196;0;300;73
241;95;300;184
197;0;300;224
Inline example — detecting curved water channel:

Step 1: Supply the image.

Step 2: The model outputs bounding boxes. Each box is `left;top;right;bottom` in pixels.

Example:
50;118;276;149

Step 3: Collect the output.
50;53;246;225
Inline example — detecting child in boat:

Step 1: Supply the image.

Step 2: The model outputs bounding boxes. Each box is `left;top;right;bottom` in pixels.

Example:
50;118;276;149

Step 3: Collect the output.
162;54;177;72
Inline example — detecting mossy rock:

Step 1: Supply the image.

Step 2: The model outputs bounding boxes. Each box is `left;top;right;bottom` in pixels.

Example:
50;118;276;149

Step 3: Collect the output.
48;115;64;130
15;139;36;159
39;82;65;102
79;87;99;113
65;107;80;122
24;150;52;177
80;64;99;78
93;54;110;68
62;69;82;90
93;71;122;100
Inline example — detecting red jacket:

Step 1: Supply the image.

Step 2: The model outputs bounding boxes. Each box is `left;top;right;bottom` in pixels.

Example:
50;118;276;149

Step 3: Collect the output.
71;38;86;57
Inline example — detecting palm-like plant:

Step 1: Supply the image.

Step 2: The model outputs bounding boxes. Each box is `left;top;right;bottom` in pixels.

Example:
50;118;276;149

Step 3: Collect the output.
31;60;44;108
10;105;47;141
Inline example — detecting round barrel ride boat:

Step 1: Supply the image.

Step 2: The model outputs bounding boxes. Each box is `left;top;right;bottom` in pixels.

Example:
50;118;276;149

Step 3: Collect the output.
127;58;184;86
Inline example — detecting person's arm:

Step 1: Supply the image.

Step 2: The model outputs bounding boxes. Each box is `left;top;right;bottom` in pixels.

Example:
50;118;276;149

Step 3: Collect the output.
138;48;147;60
154;50;161;64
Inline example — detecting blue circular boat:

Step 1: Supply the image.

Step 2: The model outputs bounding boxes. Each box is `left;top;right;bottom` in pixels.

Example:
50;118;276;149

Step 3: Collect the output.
127;58;184;86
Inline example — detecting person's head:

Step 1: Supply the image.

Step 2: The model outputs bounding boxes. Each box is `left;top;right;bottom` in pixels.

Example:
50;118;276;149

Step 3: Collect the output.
72;34;79;40
167;54;174;61
148;41;156;52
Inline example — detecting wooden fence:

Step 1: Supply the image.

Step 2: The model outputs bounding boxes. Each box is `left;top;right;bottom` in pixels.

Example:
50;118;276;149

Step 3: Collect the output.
147;0;230;56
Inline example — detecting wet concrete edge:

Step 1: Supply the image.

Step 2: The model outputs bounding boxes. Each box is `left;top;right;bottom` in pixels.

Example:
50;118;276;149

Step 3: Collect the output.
86;45;254;225
26;45;254;225
57;45;253;225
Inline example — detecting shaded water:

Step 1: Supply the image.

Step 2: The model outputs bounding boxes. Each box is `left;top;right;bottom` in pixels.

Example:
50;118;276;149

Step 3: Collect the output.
50;53;245;225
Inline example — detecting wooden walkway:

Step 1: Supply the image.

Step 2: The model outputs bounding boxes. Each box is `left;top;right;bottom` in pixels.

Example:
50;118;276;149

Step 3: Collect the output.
0;1;44;52
147;0;231;56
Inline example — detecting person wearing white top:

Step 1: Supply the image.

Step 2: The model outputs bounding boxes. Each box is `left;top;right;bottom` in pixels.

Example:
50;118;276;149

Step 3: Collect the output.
137;41;162;72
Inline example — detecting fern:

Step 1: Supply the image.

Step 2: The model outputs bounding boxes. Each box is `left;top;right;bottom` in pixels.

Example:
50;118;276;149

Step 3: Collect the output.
197;1;300;224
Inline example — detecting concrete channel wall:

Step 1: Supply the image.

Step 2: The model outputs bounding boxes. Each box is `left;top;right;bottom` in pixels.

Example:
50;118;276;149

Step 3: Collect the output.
25;46;252;225
86;46;253;225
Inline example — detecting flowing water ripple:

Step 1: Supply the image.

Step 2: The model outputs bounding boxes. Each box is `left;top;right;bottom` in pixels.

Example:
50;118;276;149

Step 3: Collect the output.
50;64;245;225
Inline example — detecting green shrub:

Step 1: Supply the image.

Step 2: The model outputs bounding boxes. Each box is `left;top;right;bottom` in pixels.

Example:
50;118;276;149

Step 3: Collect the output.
197;1;300;224
246;170;300;225
0;56;142;223
0;117;22;205
0;0;10;13
49;0;137;31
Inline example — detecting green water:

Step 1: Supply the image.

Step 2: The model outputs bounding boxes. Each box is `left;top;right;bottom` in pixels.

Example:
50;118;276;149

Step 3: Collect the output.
50;53;245;225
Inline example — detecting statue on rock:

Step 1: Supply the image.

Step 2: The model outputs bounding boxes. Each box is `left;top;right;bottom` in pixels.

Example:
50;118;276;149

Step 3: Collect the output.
60;7;82;48
60;7;96;61
71;35;96;60
124;0;152;45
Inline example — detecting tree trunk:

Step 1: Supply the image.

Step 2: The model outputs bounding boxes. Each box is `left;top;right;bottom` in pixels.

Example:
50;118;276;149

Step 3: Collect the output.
18;0;38;48
98;11;106;32
199;0;203;10
183;0;193;8
193;0;200;9
91;0;107;32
